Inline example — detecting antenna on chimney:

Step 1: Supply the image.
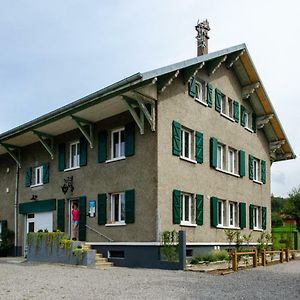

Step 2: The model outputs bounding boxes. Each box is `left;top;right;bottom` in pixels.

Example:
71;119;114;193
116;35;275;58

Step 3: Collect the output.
195;19;210;56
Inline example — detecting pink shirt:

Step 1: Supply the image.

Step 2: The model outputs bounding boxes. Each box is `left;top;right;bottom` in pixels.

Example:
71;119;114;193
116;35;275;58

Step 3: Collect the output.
72;209;80;221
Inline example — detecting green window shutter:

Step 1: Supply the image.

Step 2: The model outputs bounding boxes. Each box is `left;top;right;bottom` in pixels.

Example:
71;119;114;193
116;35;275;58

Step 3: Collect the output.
249;154;254;180
57;199;65;232
233;101;239;122
172;121;181;156
252;113;257;132
239;202;246;229
241;105;246;127
79;137;88;167
262;207;267;230
125;122;135;157
97;193;107;225
261;160;266;184
78;196;87;241
196;194;204;225
215;88;221;112
125;189;135;224
210;196;218;227
249;204;254;229
210;137;218;168
188;76;196;98
58;143;66;171
98;131;107;163
42;162;49;184
195;131;204;164
207;83;213;107
239;150;246;177
173;190;181;224
25;167;32;187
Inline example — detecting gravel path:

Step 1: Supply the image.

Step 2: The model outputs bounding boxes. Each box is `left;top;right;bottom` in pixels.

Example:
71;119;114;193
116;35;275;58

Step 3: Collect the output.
0;260;299;299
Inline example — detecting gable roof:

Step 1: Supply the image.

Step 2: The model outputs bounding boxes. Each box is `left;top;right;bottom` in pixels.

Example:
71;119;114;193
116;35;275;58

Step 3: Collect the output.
0;44;295;162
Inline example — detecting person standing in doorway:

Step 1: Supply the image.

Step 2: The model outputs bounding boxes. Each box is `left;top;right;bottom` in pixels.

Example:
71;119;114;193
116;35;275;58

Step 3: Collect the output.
71;203;80;240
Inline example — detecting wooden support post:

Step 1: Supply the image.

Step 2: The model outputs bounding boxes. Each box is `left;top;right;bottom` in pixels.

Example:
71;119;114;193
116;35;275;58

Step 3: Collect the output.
285;249;289;262
232;251;238;272
280;249;284;263
261;249;266;266
253;249;257;268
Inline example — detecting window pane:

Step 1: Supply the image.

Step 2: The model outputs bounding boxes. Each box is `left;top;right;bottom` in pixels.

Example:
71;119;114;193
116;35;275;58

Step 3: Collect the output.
184;131;190;158
228;100;233;118
229;203;234;226
218;201;223;225
120;130;125;157
184;195;190;222
217;145;222;169
28;222;35;233
113;132;119;158
114;194;119;222
221;95;226;114
180;130;184;156
120;193;125;221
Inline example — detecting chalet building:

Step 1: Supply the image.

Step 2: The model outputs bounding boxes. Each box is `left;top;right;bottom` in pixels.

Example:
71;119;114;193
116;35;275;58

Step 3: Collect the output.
0;21;295;265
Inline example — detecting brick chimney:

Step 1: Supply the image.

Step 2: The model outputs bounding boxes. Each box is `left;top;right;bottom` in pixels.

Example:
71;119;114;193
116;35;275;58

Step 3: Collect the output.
195;19;210;56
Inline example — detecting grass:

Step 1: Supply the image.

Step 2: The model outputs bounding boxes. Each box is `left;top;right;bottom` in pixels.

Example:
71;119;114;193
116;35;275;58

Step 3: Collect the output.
272;226;299;250
190;250;230;265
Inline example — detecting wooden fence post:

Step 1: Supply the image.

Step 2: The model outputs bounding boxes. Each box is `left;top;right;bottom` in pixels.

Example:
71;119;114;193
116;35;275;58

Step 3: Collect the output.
280;249;284;263
253;249;257;268
261;249;266;266
232;251;238;272
285;249;289;262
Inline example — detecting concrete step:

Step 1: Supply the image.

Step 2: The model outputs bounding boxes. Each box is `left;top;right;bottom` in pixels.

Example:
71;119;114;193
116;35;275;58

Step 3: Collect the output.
95;253;103;258
95;261;113;268
95;257;108;263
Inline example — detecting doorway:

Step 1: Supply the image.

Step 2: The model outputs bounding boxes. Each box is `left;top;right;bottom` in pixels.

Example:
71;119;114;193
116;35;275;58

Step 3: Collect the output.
69;199;79;240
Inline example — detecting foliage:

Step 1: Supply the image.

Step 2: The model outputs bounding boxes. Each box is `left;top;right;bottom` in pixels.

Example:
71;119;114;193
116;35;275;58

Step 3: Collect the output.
271;195;286;213
190;250;230;265
272;228;297;250
160;230;179;262
272;212;283;227
256;231;272;253
73;247;87;260
224;229;249;252
282;187;300;231
0;228;14;251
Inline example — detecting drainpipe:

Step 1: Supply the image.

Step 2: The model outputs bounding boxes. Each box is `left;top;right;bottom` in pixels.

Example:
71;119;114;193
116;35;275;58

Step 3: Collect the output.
14;165;19;256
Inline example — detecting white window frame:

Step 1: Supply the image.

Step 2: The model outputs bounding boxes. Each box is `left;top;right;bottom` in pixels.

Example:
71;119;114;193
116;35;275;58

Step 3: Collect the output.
180;193;193;225
253;158;260;181
228;98;234;119
195;81;206;105
228;148;237;174
221;93;227;115
218;200;226;226
32;166;43;187
180;128;192;160
69;141;80;169
217;144;225;170
110;192;126;224
228;202;238;228
253;206;262;230
111;128;125;160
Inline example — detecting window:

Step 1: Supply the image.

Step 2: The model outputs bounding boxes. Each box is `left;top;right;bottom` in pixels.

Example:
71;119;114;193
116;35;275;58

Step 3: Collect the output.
245;111;252;129
195;81;205;103
228;98;233;119
253;158;260;181
218;200;226;226
32;166;43;186
69;141;80;168
253;206;261;229
180;128;192;159
221;94;227;114
181;193;193;224
228;148;237;174
111;128;125;159
220;95;234;120
111;193;125;224
217;144;225;170
229;202;238;227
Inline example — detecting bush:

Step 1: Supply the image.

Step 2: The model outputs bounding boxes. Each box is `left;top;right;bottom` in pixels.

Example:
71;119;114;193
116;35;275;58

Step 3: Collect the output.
190;250;229;264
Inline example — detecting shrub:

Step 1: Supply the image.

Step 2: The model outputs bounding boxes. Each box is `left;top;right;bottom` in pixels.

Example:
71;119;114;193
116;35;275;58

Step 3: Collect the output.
190;250;229;264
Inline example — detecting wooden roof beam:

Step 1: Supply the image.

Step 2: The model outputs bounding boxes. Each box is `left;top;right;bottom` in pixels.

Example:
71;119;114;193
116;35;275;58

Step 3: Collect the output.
242;82;260;99
207;55;227;76
270;140;286;153
33;130;55;160
157;70;180;93
72;116;94;149
226;49;245;68
256;114;274;129
183;62;205;84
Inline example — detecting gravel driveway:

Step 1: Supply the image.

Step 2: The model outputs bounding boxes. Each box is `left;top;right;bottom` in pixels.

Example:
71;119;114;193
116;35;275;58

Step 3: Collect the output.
0;260;299;299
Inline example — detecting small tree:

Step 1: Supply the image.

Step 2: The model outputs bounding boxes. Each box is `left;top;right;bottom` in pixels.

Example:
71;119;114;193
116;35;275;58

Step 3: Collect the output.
282;187;300;231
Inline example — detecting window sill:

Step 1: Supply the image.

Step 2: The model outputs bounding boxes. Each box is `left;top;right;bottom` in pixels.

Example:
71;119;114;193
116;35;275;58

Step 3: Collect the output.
220;112;235;122
180;222;197;227
180;156;197;164
216;225;241;230
245;127;254;133
253;179;263;185
216;168;240;178
253;228;263;232
195;98;208;107
105;223;126;227
64;166;80;172
105;156;126;164
30;183;43;188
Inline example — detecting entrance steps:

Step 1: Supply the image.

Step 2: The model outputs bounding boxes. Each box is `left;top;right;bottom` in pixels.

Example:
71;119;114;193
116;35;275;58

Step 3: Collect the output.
81;243;113;269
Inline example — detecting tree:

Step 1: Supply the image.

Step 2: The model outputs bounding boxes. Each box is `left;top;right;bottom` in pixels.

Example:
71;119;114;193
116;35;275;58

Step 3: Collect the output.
282;187;300;231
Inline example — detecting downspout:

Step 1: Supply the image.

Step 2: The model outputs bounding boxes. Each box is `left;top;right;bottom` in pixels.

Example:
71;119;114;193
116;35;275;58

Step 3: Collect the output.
14;164;19;256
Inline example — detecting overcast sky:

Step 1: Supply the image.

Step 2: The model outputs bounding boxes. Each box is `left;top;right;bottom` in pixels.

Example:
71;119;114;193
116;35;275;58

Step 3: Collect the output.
0;0;299;197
